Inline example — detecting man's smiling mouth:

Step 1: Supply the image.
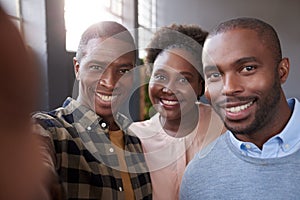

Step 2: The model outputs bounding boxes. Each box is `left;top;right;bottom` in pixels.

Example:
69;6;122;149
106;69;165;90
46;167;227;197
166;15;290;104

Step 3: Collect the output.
96;92;116;102
225;101;254;113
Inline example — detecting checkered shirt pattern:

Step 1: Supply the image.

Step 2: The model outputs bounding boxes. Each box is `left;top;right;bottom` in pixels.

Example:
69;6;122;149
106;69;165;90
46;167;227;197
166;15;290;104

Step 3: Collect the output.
33;97;152;200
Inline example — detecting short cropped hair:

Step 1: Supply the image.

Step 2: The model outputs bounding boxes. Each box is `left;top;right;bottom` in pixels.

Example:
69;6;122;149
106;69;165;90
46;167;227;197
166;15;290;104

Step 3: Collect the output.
207;17;282;64
76;21;136;63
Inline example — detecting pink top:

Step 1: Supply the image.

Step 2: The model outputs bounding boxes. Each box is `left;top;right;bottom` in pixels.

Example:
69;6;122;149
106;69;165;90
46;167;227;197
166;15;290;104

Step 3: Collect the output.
129;103;225;200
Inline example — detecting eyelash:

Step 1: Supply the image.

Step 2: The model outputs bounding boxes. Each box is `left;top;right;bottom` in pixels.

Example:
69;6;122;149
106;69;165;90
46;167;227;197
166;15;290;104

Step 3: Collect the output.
119;68;131;74
206;72;222;82
242;65;256;72
179;77;188;83
88;65;133;76
205;67;255;80
89;65;104;71
153;74;166;81
152;74;189;84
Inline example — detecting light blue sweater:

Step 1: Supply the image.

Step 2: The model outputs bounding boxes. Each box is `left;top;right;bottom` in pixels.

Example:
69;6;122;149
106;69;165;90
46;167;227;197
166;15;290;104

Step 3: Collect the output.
180;132;300;200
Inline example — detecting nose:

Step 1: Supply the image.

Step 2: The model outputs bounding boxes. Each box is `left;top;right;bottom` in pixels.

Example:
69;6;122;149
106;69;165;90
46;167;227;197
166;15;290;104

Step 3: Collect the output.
161;79;176;94
221;74;243;96
98;69;116;90
162;87;172;94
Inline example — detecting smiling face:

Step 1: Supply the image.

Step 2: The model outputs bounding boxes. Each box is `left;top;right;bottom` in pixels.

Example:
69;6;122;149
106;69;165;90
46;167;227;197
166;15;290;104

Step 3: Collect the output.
203;29;289;136
149;48;202;122
74;37;135;122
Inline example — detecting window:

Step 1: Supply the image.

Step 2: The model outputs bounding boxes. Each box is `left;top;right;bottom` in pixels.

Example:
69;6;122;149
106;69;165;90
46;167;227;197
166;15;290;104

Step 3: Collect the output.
138;0;156;59
64;0;123;51
1;0;23;33
64;0;156;57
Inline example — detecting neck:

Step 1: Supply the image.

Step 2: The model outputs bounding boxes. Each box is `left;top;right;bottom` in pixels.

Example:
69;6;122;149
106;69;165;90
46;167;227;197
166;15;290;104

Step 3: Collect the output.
102;116;120;131
76;97;121;131
160;105;199;137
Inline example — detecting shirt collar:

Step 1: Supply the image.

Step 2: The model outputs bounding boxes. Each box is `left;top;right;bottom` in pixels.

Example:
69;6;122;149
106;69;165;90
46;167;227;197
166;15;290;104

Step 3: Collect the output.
277;98;300;151
63;97;132;132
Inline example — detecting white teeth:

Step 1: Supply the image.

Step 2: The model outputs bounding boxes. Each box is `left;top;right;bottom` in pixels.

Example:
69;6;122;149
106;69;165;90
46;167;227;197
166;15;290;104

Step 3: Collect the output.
96;93;115;102
226;101;253;113
161;99;178;106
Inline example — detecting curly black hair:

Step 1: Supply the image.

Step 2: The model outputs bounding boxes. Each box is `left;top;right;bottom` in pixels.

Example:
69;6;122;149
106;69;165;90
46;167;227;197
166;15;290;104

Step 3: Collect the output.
145;24;208;95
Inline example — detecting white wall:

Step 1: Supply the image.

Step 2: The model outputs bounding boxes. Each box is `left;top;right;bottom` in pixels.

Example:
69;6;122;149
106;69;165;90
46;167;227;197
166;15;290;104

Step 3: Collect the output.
156;0;300;99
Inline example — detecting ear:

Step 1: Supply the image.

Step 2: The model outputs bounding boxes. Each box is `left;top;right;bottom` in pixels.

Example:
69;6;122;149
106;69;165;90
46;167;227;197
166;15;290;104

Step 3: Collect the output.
278;57;290;84
73;57;80;80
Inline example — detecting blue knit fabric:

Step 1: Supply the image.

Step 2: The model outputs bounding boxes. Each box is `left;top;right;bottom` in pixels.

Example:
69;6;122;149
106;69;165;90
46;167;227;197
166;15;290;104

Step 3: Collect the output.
180;98;300;200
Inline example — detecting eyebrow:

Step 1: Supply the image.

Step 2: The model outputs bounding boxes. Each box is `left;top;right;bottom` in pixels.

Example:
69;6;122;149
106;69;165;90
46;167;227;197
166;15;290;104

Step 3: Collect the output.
204;65;219;73
118;63;134;68
87;60;108;66
179;71;196;77
203;57;260;73
152;68;167;74
235;57;259;65
87;60;134;68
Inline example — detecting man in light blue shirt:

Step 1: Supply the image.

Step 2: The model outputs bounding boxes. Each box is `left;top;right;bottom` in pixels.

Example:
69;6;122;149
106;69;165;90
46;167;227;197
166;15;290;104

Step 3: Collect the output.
180;17;300;200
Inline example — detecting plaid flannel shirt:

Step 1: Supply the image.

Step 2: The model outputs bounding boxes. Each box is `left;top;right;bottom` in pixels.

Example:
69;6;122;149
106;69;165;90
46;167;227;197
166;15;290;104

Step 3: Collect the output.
33;97;152;200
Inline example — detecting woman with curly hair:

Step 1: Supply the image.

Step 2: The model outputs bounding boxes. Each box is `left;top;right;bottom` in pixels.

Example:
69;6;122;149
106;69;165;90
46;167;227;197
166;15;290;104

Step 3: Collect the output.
129;24;225;199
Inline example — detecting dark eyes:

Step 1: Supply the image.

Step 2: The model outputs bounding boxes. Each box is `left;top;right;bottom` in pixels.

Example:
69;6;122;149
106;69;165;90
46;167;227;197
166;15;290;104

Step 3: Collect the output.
205;65;256;82
242;65;256;72
89;65;132;75
153;74;166;81
152;74;189;84
119;68;131;74
178;77;189;83
89;65;104;71
206;72;221;82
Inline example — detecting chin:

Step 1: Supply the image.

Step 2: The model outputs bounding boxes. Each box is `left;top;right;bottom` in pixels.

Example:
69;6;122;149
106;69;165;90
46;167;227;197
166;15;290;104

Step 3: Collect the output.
164;112;181;121
225;122;253;135
95;105;113;116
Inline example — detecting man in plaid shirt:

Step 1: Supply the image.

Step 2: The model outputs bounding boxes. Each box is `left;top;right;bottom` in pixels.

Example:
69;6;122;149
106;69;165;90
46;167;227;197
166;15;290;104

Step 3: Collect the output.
33;21;152;199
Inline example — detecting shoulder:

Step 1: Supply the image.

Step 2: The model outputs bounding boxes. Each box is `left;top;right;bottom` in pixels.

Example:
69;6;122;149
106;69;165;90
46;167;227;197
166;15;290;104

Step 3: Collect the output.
131;113;160;128
32;105;76;139
182;134;228;188
129;113;160;137
129;119;151;132
32;109;68;129
32;98;75;129
190;133;228;165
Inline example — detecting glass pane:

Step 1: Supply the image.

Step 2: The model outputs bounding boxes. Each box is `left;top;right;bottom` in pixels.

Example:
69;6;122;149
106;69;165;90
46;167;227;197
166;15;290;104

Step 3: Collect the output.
138;27;153;59
64;0;122;51
111;0;122;16
138;0;151;27
1;0;19;17
138;0;156;59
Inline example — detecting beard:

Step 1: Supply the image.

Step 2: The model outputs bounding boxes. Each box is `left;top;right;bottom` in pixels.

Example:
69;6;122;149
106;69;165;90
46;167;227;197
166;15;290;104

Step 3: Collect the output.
225;74;282;135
